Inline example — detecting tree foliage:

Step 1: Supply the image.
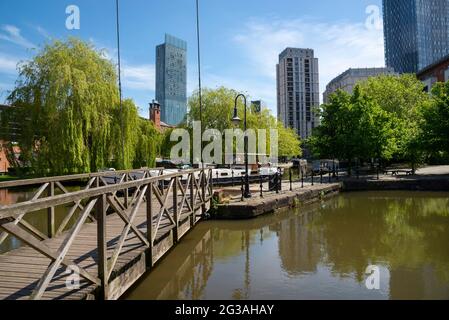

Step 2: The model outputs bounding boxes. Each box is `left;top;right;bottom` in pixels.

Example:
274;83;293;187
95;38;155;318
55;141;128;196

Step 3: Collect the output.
185;87;302;159
310;75;431;167
420;81;449;160
2;38;160;175
309;87;395;164
358;74;429;164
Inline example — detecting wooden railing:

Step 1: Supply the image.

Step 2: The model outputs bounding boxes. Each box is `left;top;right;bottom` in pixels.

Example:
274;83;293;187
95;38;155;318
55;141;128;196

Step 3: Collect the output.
0;168;213;300
0;168;164;242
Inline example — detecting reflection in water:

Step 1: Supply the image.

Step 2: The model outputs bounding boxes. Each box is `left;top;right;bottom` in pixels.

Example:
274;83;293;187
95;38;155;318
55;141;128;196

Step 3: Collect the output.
125;191;449;300
0;187;82;254
3;189;449;299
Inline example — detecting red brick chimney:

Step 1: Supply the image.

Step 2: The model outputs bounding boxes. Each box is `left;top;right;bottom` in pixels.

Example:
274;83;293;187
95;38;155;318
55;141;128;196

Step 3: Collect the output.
149;100;161;131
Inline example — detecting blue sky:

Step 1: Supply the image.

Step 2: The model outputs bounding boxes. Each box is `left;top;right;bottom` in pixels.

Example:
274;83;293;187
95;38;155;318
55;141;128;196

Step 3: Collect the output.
0;0;384;116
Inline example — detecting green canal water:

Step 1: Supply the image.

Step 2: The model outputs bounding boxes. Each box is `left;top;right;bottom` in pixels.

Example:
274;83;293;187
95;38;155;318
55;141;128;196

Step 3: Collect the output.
124;191;449;300
0;187;82;254
1;189;449;299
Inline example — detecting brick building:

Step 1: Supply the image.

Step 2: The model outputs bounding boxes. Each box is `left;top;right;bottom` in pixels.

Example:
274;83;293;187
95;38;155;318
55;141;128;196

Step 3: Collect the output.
0;104;21;174
149;100;176;132
417;54;449;92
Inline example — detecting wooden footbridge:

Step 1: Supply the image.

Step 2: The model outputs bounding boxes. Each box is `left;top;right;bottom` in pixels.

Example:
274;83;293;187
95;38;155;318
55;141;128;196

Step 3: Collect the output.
0;168;213;300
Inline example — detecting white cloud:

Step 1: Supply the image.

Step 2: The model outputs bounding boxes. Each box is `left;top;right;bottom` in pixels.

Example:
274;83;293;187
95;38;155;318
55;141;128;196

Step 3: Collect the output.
122;63;155;90
0;54;20;74
0;24;35;48
35;26;51;40
88;38;154;91
233;17;385;106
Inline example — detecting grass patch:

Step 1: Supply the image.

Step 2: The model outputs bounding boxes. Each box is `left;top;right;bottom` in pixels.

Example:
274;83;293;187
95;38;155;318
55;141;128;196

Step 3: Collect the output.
0;175;21;182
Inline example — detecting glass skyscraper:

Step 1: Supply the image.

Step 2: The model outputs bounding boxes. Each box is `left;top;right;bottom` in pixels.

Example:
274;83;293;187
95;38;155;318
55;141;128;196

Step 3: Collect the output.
383;0;449;74
156;34;187;126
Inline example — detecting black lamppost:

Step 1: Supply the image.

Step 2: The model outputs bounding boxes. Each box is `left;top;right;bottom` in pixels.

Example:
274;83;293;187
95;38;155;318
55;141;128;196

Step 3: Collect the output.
232;94;251;198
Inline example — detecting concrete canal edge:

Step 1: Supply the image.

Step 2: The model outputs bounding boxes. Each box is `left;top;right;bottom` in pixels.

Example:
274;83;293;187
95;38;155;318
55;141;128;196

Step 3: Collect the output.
341;177;449;192
211;183;341;219
211;176;449;220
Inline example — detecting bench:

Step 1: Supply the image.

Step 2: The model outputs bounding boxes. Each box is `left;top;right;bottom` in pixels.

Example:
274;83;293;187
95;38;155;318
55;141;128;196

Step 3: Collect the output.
384;169;414;176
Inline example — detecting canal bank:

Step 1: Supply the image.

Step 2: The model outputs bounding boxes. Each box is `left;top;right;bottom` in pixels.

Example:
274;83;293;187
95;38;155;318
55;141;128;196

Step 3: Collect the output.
342;176;449;191
211;168;449;220
212;183;341;219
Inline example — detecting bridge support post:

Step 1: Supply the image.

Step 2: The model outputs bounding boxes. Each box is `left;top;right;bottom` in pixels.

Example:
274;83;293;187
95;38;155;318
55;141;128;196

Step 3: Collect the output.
146;183;154;268
190;173;195;227
47;182;55;238
96;194;108;300
173;177;179;243
201;170;206;216
124;174;129;209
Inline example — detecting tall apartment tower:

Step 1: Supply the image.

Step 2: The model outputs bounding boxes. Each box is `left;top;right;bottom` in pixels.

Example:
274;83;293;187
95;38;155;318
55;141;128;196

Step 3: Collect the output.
277;48;320;140
383;0;449;74
156;34;187;126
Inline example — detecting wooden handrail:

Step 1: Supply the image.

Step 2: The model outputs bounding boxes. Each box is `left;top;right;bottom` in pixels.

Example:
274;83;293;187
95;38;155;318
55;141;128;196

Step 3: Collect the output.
0;169;207;220
0;167;165;189
0;167;214;300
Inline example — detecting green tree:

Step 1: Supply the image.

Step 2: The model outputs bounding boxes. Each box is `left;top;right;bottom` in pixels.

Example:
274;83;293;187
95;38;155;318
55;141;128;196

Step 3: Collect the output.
358;74;429;166
185;87;302;160
3;38;159;175
420;81;449;160
309;87;396;171
134;118;161;168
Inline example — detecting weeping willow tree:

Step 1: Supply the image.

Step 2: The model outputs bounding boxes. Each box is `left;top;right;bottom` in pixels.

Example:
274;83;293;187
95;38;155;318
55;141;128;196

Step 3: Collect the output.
134;119;161;168
5;38;159;175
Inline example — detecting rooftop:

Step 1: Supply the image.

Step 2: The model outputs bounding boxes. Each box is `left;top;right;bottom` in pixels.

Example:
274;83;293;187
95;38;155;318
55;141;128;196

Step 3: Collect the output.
417;53;449;77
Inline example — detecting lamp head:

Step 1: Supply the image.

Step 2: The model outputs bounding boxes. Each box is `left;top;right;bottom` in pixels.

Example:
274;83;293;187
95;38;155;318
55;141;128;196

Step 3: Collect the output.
232;107;241;126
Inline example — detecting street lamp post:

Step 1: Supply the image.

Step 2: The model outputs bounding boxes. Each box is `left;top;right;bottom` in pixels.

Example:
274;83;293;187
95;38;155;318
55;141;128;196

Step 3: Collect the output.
232;94;251;199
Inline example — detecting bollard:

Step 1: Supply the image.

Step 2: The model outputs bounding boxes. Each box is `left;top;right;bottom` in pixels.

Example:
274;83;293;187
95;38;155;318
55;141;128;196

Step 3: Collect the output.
312;171;314;186
216;171;219;185
301;170;304;188
275;173;279;194
377;165;380;180
241;177;245;202
289;168;293;191
260;175;263;198
231;170;235;186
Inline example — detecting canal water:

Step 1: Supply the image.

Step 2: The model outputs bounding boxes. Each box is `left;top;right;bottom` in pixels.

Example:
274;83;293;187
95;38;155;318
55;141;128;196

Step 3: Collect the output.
1;189;449;299
0;187;82;254
124;191;449;300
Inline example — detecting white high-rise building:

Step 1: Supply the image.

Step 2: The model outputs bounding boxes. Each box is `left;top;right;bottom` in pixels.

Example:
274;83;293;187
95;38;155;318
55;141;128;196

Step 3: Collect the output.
323;67;396;103
277;48;320;140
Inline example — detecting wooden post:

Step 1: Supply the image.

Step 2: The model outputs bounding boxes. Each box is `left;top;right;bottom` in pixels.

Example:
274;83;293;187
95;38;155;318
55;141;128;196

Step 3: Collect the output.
47;182;55;238
201;170;206;216
124;174;129;209
190;173;195;227
146;183;153;268
209;170;214;209
173;177;179;242
96;194;108;300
